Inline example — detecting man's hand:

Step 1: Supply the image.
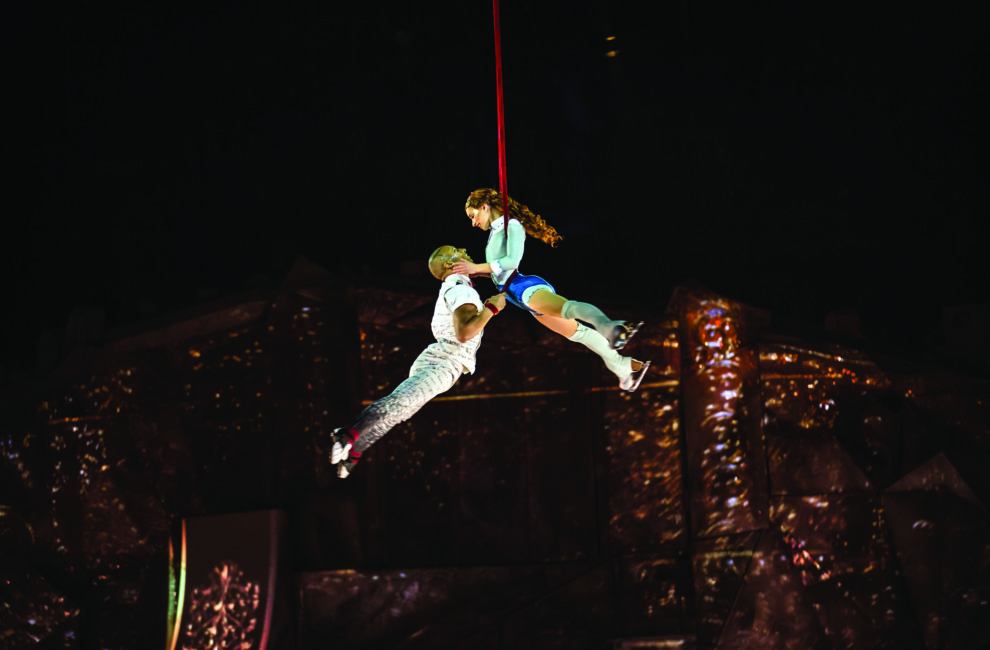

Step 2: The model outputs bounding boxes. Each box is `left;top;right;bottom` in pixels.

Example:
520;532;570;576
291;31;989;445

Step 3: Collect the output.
486;293;507;312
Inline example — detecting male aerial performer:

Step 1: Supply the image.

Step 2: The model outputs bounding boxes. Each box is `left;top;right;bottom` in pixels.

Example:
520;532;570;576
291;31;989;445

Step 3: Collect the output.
328;245;506;478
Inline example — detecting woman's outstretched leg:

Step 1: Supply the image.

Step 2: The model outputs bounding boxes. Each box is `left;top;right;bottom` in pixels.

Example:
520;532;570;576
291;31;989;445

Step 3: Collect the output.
533;314;649;392
528;290;642;350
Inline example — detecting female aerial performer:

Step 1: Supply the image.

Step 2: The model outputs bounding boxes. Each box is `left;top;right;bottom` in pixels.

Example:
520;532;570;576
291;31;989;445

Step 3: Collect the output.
454;188;649;392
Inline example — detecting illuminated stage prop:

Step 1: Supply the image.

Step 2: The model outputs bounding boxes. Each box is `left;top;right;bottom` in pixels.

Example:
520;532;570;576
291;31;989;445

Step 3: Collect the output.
166;510;289;650
668;285;770;539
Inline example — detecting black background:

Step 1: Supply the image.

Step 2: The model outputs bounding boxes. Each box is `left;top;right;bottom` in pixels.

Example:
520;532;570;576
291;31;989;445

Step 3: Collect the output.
10;2;987;377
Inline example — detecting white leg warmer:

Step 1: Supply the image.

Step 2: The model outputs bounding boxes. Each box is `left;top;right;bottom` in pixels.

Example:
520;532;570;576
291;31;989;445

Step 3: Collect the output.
560;300;620;338
567;322;631;379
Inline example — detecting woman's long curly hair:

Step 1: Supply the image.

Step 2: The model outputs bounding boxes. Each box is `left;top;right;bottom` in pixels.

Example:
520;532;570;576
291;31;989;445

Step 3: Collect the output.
465;188;563;247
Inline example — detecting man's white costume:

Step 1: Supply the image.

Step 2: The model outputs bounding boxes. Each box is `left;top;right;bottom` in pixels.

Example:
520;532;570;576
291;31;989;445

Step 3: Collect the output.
342;274;483;458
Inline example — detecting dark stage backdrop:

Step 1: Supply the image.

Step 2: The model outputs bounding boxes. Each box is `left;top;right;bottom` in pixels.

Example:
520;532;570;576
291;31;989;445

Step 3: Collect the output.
1;256;987;648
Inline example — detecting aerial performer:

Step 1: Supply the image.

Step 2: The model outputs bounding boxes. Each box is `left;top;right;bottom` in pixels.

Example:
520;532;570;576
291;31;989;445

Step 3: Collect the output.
328;245;506;478
455;188;649;392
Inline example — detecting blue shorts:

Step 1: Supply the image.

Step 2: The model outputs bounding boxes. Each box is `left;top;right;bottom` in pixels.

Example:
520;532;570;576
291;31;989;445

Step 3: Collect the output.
498;273;555;315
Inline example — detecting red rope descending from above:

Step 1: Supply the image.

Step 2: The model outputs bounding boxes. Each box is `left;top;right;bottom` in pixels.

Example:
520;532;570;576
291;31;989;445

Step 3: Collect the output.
493;0;509;246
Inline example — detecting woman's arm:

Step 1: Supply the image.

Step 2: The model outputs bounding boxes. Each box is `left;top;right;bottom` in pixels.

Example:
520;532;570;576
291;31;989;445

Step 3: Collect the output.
452;220;527;277
488;219;526;276
450;261;492;276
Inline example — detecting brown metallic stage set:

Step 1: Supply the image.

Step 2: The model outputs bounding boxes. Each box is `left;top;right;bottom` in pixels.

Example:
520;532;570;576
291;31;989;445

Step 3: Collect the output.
1;255;988;648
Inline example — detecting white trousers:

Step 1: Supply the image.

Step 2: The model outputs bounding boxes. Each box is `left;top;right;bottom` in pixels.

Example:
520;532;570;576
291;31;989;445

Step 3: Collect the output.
348;347;462;454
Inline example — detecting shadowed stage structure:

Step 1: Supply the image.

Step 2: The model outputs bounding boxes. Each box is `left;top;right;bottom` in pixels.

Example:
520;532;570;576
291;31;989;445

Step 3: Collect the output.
1;257;988;648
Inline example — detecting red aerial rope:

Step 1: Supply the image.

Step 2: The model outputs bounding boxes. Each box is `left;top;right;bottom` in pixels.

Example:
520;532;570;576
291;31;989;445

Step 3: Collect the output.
492;0;509;235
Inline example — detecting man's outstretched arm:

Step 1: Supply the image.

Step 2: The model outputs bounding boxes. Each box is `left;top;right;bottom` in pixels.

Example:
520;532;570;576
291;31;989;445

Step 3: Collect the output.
452;293;506;342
